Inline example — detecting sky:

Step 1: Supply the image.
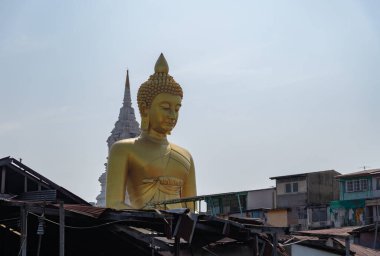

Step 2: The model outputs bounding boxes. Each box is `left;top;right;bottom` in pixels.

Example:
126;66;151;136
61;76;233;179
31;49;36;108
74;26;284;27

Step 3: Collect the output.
0;0;379;203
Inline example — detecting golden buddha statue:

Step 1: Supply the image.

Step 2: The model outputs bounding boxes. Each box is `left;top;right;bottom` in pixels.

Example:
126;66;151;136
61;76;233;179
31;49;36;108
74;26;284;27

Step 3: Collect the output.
106;54;197;210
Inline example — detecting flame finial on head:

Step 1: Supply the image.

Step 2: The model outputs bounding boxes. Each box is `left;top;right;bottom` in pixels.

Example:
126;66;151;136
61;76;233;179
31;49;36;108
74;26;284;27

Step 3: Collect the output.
154;53;169;73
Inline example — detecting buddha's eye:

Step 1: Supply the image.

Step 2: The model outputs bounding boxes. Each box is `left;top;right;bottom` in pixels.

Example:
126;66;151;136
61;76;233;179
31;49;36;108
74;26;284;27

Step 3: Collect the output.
160;103;170;110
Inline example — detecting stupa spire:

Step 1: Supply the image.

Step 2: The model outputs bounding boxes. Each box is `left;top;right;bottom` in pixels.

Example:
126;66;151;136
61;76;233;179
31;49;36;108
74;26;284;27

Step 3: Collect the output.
123;69;132;106
96;70;140;206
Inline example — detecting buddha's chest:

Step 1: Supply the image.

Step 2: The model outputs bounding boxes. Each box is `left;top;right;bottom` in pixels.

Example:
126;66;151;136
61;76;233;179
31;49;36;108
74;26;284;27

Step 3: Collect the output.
128;145;191;180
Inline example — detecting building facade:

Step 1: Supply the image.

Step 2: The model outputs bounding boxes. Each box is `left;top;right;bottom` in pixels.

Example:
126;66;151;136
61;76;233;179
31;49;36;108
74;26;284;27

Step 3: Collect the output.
331;168;380;227
205;188;276;221
270;170;341;230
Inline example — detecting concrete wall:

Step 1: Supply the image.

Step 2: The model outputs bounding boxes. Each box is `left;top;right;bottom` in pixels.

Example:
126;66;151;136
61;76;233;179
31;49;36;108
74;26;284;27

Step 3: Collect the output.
266;209;288;227
277;193;307;208
291;244;340;256
247;188;275;210
307;171;340;205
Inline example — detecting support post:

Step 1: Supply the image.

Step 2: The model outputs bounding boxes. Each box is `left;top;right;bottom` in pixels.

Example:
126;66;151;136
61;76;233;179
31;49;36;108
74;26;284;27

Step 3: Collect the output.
373;220;378;249
272;232;278;256
174;236;180;256
254;234;259;256
59;201;65;256
20;205;27;256
1;167;6;193
198;200;201;213
24;176;28;193
345;236;350;256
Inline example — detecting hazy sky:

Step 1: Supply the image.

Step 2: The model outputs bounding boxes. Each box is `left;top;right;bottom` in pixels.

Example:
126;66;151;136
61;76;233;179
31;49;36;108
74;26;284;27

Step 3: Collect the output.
1;1;379;202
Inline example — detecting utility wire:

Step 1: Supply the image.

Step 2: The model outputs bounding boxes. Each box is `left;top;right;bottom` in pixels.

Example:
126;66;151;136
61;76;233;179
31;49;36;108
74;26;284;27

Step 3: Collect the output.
28;212;153;230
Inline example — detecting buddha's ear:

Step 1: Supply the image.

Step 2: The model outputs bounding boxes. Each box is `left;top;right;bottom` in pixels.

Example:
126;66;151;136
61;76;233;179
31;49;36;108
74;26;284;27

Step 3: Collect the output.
140;102;149;131
141;102;149;117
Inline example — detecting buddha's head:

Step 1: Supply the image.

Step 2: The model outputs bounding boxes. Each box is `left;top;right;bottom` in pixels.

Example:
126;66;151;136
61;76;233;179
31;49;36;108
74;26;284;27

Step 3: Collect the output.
137;54;183;135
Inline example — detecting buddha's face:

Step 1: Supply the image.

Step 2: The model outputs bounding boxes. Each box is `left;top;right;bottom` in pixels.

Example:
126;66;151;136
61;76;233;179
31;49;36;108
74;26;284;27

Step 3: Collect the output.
146;93;182;135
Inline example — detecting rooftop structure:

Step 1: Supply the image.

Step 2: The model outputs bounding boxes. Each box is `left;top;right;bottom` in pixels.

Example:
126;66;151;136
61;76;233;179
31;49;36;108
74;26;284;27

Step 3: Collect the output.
0;156;288;256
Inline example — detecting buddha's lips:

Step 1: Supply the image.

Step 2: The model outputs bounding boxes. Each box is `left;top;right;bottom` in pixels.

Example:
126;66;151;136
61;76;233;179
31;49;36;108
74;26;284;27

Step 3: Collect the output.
164;121;176;127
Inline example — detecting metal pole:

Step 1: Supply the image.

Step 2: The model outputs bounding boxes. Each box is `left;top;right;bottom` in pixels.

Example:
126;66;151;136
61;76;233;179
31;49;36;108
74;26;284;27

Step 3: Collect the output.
59;201;65;256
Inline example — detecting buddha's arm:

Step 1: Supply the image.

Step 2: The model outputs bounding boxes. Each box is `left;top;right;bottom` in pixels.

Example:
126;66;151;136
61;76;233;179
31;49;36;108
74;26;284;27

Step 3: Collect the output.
182;157;197;211
106;142;130;210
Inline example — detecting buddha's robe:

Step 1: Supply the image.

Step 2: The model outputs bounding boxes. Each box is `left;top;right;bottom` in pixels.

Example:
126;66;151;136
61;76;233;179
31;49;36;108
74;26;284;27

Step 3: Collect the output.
106;132;196;210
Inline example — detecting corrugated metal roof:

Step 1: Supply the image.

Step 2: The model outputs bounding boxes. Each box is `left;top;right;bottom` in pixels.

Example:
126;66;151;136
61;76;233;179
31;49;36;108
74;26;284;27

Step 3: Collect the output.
0;157;89;205
59;204;109;218
270;169;339;180
336;168;380;179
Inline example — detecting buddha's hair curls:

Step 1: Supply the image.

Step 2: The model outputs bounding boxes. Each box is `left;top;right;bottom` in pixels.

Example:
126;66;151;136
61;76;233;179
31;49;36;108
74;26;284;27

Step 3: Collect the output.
137;72;183;114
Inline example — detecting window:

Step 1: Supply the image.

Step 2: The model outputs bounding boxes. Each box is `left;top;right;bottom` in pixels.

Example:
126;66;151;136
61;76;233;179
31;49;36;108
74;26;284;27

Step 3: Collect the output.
346;181;353;192
293;182;298;192
354;180;360;191
361;179;368;191
285;182;299;193
377;178;380;190
346;179;369;193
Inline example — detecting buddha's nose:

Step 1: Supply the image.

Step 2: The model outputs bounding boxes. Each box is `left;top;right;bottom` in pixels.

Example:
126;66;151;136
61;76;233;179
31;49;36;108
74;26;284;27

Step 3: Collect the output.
167;109;176;118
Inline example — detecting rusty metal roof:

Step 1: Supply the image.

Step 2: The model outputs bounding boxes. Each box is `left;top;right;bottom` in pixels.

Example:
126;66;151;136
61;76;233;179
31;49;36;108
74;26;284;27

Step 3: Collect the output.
335;238;380;256
295;226;359;238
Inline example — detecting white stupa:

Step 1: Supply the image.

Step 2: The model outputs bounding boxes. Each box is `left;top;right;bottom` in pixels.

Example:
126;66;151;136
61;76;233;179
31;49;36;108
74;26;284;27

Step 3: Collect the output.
96;70;140;206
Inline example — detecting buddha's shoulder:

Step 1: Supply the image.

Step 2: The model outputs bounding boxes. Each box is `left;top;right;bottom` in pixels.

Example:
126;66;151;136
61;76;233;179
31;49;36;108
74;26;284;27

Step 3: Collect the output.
169;143;193;163
110;138;139;152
